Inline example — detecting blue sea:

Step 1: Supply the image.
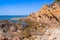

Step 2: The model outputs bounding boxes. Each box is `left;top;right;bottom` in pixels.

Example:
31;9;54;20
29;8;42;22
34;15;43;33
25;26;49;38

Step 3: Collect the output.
0;15;28;22
0;15;28;20
0;15;28;26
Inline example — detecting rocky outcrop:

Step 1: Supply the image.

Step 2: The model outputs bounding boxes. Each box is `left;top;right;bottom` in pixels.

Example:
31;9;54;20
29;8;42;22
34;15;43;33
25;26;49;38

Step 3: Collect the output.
28;2;60;23
19;2;60;40
0;20;23;40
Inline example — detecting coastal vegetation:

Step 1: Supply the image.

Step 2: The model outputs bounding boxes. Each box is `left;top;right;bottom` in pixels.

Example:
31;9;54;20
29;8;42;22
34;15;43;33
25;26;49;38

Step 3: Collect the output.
55;0;60;2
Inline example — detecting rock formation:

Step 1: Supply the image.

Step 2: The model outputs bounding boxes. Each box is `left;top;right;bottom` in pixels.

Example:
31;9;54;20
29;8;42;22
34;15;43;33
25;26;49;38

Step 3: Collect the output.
19;2;60;40
0;2;60;40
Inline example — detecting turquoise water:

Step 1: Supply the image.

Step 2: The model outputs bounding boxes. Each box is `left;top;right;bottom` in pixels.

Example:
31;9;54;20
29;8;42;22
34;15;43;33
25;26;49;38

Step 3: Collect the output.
0;15;28;20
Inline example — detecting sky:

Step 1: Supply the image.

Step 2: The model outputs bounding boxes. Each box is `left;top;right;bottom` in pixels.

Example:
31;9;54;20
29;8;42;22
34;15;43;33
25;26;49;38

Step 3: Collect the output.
0;0;54;15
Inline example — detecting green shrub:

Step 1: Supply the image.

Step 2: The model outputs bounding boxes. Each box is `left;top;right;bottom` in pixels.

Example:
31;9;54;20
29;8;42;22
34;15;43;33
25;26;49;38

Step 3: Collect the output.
55;0;60;2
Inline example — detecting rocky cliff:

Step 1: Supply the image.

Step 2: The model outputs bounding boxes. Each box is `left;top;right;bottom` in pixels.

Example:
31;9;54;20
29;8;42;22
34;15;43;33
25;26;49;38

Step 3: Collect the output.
28;2;60;23
19;2;60;40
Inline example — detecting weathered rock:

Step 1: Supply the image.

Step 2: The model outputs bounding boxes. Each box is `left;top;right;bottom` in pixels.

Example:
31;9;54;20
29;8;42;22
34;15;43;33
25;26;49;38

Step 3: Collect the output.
19;2;60;40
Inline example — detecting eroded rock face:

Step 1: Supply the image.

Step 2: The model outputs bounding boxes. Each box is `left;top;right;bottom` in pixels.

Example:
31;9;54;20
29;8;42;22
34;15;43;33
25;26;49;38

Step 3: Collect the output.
19;2;60;40
28;2;60;23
